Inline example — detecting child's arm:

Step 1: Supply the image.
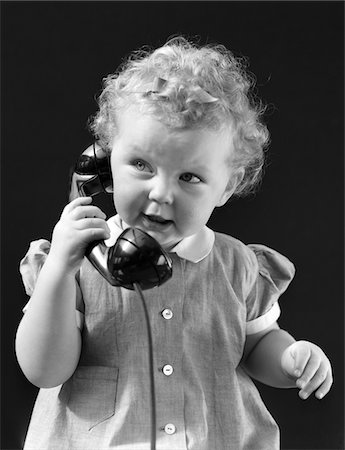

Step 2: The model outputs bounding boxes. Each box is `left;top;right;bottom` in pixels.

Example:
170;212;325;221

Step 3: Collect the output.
242;322;333;400
15;197;110;388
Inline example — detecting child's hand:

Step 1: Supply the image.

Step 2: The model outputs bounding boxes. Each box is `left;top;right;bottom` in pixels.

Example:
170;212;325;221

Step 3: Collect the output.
49;197;110;273
281;341;333;400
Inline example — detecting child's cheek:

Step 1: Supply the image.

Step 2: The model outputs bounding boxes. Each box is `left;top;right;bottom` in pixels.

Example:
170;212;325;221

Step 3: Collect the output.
179;201;214;234
113;187;142;223
176;207;202;238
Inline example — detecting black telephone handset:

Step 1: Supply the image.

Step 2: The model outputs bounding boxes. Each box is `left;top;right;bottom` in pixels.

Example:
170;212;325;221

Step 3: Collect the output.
70;142;173;290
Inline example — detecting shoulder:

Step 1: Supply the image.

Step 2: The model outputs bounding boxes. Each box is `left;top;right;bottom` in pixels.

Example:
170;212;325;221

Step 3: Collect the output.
213;231;295;282
211;231;259;290
213;231;258;268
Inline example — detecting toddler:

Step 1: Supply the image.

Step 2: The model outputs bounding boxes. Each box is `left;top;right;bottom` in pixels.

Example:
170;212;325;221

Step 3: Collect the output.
16;37;332;450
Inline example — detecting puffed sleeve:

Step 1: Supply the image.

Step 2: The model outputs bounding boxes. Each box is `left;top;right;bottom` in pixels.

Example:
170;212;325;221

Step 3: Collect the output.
19;239;84;329
245;244;295;335
20;239;51;296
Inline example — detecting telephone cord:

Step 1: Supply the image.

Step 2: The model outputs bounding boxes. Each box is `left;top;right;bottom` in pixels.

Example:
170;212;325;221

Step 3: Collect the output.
133;283;157;450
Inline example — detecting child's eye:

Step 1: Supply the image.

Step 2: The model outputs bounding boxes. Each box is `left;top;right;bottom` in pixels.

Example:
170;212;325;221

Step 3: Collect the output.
133;159;149;172
180;173;202;184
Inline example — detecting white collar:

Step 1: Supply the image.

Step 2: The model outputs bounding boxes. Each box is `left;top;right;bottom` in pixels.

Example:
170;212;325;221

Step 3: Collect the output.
105;215;215;263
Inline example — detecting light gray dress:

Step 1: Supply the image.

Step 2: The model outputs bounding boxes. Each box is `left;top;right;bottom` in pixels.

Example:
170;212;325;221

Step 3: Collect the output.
19;216;295;449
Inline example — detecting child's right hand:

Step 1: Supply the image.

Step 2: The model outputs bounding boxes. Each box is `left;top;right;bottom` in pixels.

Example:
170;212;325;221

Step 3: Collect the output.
48;197;111;274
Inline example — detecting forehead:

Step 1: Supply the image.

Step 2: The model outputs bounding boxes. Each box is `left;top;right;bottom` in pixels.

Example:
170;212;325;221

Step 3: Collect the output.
114;106;235;162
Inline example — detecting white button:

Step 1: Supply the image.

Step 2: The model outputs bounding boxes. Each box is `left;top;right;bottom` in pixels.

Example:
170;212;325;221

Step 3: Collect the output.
162;364;174;376
162;308;173;320
164;423;176;435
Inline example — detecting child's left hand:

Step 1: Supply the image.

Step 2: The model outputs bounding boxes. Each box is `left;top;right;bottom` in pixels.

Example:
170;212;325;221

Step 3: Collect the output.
281;341;333;400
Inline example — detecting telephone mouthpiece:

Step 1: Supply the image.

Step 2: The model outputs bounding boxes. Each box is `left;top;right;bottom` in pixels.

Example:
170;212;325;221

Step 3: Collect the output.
107;228;173;290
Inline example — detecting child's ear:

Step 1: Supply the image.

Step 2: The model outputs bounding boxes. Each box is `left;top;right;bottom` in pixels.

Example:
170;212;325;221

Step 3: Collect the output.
216;168;245;207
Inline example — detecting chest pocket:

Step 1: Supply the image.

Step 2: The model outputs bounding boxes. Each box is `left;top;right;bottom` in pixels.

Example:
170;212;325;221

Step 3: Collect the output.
61;365;119;431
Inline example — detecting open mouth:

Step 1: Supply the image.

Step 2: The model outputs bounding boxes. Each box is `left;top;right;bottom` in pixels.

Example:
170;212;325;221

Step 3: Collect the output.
142;214;172;226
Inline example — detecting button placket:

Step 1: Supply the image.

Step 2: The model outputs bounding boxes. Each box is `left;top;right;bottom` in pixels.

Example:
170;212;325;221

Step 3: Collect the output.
155;255;185;446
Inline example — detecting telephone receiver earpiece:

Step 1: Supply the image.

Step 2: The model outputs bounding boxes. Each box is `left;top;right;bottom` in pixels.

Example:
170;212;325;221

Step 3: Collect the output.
71;143;173;290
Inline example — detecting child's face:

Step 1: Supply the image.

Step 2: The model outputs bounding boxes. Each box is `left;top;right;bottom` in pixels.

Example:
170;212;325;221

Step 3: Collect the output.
110;107;239;249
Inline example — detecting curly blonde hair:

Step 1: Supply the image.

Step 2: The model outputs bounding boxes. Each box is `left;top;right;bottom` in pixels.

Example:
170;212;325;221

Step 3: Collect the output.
90;37;269;196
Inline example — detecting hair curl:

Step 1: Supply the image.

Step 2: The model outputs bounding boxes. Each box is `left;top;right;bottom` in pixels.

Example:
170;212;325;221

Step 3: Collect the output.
90;37;269;197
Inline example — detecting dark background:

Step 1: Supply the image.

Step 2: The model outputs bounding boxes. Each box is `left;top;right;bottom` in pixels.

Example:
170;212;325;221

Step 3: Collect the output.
1;1;344;449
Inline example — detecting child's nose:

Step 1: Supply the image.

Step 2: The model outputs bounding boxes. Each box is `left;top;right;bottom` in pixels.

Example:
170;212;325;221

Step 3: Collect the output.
148;176;174;205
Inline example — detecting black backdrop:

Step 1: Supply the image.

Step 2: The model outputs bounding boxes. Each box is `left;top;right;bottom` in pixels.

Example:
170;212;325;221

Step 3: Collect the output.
1;2;344;449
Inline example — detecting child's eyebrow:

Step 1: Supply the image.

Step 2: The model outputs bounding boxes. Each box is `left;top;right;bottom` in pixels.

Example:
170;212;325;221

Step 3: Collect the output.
124;144;145;155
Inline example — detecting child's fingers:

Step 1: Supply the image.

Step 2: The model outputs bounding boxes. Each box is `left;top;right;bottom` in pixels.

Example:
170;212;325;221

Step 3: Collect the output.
295;350;320;387
79;226;111;243
291;341;311;378
298;362;331;399
62;197;93;216
70;205;107;221
315;369;333;400
75;218;110;234
282;341;333;401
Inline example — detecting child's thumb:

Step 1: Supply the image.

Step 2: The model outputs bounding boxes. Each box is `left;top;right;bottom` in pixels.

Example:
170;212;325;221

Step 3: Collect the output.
281;341;310;378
